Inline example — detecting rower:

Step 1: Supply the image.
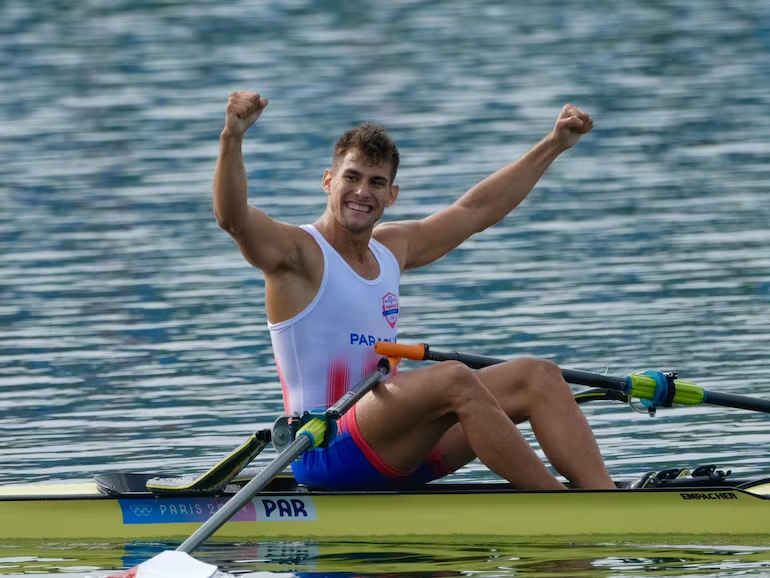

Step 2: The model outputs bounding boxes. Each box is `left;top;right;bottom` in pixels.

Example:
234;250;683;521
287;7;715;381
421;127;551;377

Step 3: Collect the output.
213;90;615;491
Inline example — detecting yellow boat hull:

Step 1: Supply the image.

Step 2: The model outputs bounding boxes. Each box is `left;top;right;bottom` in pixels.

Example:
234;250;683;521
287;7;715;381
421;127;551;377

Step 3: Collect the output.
1;478;769;540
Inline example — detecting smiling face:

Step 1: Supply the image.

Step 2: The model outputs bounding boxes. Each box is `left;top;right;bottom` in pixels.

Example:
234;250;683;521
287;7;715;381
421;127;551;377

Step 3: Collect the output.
323;151;399;234
321;123;400;235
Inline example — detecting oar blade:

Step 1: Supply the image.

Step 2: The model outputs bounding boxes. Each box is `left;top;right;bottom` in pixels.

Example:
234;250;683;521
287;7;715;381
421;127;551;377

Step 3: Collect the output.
108;551;216;578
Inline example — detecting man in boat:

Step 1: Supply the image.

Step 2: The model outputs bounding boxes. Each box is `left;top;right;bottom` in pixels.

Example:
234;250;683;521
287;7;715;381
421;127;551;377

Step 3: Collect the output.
214;91;615;491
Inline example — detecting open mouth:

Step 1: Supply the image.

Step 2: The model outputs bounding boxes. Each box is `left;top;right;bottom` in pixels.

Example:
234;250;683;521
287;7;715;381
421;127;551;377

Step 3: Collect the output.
345;201;372;214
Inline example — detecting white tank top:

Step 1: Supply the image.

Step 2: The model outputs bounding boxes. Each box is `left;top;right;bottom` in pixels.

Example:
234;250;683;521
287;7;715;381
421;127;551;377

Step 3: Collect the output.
268;225;400;414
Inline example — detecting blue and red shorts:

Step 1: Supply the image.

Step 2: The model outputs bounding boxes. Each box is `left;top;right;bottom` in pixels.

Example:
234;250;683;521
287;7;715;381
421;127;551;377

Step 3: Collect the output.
291;405;451;490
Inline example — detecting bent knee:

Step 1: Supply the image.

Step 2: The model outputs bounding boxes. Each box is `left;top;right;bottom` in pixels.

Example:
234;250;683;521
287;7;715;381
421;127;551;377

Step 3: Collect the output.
435;360;477;385
530;358;563;381
435;361;494;408
517;358;571;397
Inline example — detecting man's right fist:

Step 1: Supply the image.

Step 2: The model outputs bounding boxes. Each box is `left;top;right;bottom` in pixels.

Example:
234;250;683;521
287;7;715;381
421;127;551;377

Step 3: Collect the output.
224;91;268;137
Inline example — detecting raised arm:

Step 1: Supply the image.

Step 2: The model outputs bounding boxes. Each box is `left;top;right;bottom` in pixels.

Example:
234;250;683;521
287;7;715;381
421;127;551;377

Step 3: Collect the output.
376;104;593;270
214;91;304;273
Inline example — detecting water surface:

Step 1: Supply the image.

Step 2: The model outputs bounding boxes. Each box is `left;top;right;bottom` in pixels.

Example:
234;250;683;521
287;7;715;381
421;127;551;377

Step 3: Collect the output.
2;0;770;575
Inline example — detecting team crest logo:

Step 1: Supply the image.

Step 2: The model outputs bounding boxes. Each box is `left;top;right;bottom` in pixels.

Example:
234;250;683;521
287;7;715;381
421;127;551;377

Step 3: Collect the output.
382;292;399;328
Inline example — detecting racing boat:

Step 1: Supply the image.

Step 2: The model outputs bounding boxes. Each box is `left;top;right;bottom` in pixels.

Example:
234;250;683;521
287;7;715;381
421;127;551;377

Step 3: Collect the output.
5;342;770;575
1;464;770;541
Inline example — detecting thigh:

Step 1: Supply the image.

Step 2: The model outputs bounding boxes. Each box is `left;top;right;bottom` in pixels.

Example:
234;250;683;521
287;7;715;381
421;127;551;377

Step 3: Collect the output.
432;358;543;473
353;361;469;473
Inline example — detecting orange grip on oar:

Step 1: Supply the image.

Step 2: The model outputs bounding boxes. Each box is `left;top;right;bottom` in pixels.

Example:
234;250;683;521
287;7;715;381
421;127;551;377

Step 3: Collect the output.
386;356;402;371
375;342;427;361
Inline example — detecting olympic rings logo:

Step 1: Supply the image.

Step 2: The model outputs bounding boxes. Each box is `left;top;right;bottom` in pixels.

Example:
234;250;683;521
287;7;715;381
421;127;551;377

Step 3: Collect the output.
130;504;153;517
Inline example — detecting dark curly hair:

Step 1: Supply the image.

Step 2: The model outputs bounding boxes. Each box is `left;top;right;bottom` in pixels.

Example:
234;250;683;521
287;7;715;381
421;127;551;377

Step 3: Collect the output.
332;123;400;183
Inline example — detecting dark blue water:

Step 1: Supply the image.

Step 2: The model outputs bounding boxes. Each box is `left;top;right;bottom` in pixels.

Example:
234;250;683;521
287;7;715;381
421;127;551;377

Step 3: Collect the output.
2;0;770;575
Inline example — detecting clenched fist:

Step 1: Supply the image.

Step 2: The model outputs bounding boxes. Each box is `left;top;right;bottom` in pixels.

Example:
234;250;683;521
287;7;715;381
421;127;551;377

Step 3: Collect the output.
223;91;269;138
550;104;593;150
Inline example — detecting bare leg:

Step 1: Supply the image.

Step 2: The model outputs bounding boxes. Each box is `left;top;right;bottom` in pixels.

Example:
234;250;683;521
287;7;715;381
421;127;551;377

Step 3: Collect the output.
438;358;615;489
355;361;565;490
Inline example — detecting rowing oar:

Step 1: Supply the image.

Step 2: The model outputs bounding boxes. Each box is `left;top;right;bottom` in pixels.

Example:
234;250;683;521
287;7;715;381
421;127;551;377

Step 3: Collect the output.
374;342;770;414
109;355;399;578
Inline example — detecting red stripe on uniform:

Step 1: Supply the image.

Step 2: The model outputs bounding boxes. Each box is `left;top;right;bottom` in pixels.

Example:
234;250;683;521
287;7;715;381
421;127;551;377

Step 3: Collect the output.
326;357;350;408
346;405;413;479
274;357;291;414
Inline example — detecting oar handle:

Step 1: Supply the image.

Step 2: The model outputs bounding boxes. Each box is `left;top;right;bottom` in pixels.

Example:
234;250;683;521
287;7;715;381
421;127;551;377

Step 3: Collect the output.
374;342;504;370
375;342;427;362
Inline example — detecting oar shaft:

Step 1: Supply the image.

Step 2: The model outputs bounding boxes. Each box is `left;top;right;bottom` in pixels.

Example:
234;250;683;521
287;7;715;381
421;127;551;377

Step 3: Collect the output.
177;358;394;554
177;434;311;553
375;342;770;415
561;368;629;391
704;391;770;413
326;356;398;419
420;345;646;394
423;346;630;391
424;349;504;370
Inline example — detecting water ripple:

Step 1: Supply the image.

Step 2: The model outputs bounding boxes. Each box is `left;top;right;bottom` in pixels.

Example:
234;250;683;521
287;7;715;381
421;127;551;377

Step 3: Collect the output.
2;0;770;498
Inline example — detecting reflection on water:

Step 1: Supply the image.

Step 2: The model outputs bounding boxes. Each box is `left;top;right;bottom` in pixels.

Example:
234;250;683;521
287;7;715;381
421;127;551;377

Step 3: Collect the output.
200;539;770;577
3;538;770;577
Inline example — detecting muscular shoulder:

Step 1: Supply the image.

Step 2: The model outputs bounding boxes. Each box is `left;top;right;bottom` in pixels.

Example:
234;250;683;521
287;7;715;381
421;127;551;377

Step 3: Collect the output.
372;221;411;270
226;208;323;277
